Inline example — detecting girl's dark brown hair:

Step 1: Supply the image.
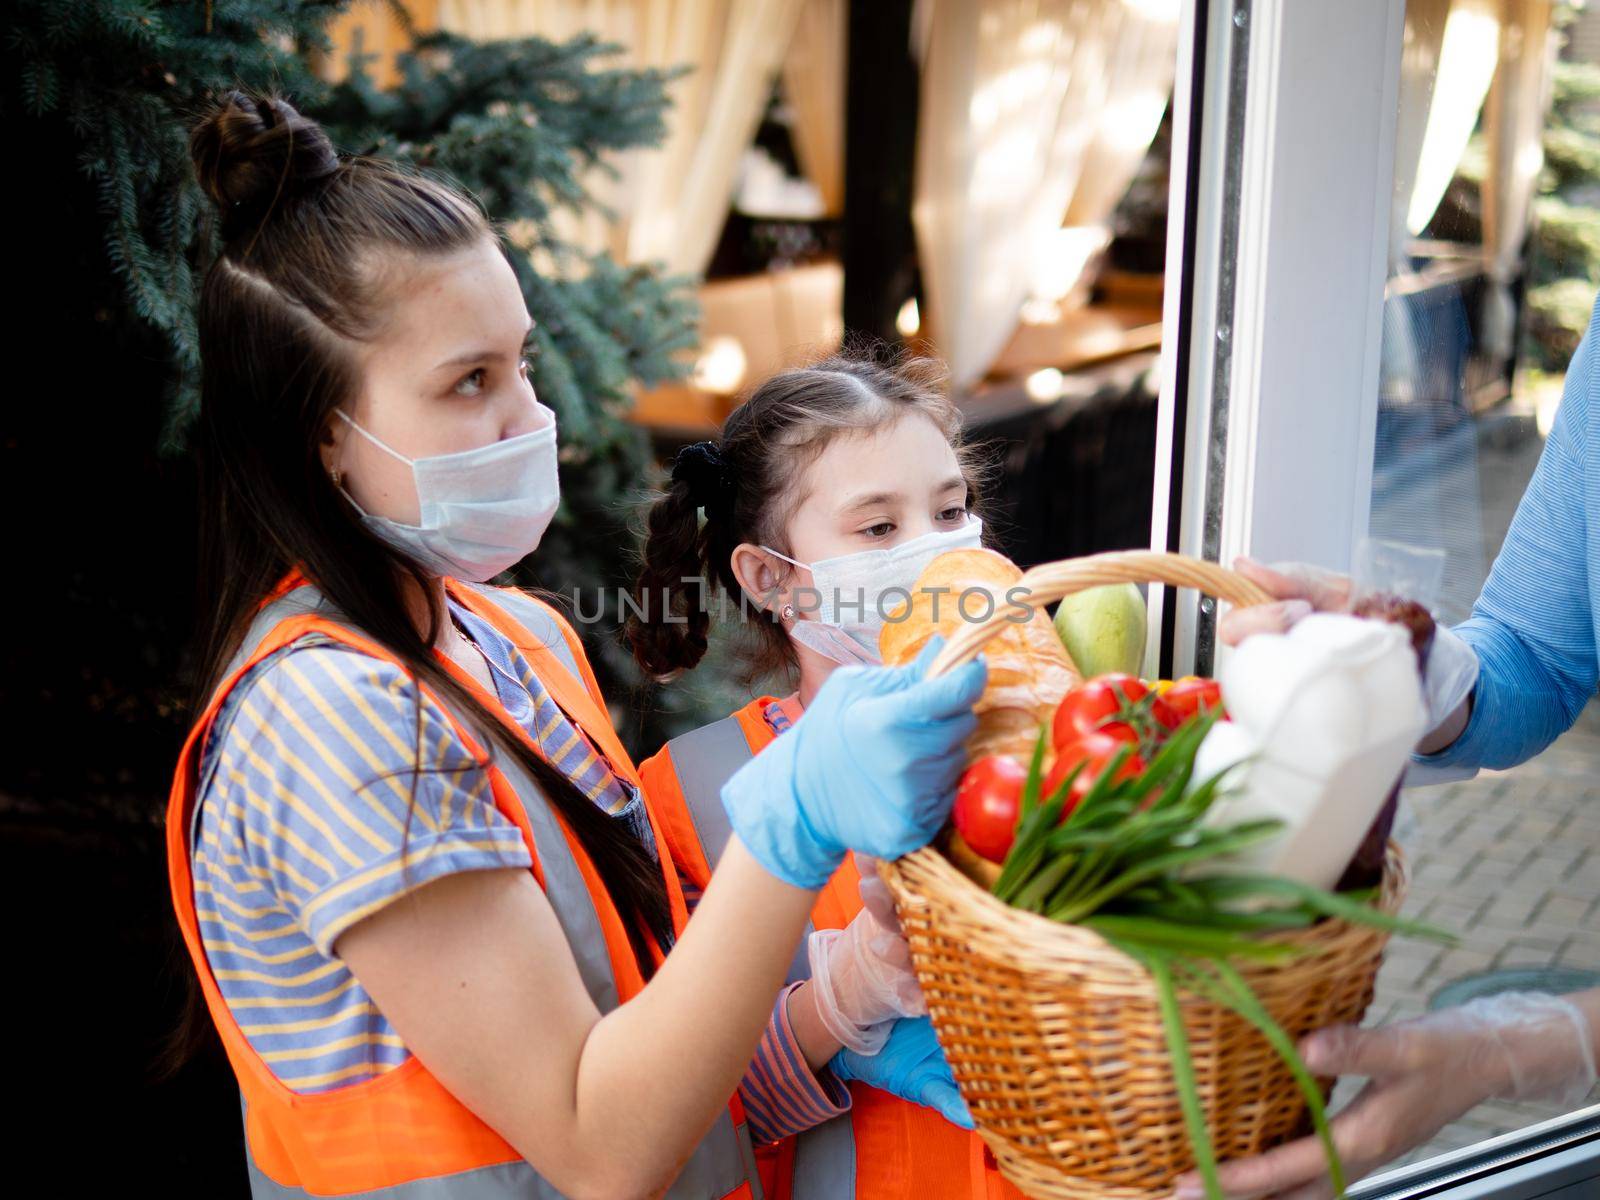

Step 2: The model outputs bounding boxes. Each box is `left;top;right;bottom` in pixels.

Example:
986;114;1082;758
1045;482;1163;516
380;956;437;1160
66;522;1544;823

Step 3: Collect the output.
159;90;671;1078
626;352;991;686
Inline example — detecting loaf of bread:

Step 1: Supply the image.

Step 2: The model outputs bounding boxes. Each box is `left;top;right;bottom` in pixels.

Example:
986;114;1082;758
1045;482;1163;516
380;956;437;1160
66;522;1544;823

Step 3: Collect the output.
879;548;1080;764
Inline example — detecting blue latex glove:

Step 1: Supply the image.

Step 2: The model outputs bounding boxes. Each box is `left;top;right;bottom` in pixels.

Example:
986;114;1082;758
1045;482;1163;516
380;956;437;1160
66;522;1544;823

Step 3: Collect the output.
829;1016;975;1129
721;634;987;889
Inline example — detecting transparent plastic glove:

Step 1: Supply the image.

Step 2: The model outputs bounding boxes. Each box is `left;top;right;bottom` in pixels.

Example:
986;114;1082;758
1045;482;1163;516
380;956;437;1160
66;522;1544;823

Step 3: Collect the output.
828;1016;974;1129
852;854;901;933
1416;621;1478;734
1351;539;1477;736
1217;555;1478;741
807;894;926;1054
1215;557;1351;645
1402;620;1483;788
1175;991;1598;1200
721;634;987;890
1220;538;1443;646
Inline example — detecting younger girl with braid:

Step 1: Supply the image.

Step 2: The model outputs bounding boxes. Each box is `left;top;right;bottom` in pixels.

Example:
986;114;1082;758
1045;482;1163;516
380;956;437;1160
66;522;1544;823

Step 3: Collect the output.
629;356;1028;1199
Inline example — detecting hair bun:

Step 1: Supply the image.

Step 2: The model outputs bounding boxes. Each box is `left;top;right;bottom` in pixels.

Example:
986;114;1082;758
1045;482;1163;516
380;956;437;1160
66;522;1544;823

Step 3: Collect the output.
189;90;340;237
670;440;734;513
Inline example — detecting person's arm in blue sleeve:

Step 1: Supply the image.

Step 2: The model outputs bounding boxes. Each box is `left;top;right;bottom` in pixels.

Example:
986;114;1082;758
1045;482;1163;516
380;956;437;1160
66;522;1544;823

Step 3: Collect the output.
1414;291;1600;774
1220;292;1600;780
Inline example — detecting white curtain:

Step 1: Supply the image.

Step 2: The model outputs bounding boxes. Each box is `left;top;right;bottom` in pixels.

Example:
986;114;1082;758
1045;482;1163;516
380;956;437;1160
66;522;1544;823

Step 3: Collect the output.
781;0;847;218
1481;0;1556;359
1062;1;1179;230
1389;0;1502;269
438;0;805;277
912;0;1179;390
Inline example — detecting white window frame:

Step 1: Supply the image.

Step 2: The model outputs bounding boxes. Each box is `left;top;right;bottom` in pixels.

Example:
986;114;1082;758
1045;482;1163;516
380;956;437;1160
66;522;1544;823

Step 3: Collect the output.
1149;0;1405;679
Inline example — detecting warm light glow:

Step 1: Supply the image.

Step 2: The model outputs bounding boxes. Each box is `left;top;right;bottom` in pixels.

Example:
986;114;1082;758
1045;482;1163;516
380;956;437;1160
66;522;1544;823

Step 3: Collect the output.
1080;326;1128;358
1095;91;1173;156
1025;368;1065;402
972;128;1044;201
692;336;748;396
896;298;922;338
1514;139;1545;187
1028;225;1111;307
1019;21;1059;56
1020;297;1062;327
1537;385;1561;439
1120;0;1179;19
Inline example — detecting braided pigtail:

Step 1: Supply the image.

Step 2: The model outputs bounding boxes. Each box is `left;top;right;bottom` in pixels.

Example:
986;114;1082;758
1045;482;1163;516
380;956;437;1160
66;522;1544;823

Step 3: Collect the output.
626;442;731;681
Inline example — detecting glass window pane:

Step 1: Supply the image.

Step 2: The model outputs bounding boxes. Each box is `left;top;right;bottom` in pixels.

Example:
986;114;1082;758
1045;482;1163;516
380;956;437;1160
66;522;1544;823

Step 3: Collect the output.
1358;0;1600;1167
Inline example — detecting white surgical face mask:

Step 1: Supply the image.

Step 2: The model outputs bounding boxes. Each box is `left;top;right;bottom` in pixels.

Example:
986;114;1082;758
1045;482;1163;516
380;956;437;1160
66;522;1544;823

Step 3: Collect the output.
335;404;561;583
761;516;985;665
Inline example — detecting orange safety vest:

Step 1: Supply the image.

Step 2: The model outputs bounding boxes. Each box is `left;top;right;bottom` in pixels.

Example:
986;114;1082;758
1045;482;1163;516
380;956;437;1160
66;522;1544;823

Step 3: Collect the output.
166;571;763;1199
639;697;1024;1200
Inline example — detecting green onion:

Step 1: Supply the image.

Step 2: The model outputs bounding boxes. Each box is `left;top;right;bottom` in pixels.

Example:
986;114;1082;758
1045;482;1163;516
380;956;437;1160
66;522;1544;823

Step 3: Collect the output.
1083;915;1304;962
1050;821;1285;923
1187;874;1457;944
1019;723;1050;820
993;765;1079;902
1119;943;1223;1200
1175;958;1349;1199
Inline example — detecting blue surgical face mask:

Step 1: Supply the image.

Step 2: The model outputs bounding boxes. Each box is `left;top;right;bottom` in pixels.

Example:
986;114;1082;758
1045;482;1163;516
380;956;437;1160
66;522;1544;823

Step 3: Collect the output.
335;404;561;583
761;516;985;665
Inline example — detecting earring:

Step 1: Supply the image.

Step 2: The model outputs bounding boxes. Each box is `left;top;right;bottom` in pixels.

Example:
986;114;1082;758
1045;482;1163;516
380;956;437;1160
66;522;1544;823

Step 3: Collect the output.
781;603;795;621
331;466;342;489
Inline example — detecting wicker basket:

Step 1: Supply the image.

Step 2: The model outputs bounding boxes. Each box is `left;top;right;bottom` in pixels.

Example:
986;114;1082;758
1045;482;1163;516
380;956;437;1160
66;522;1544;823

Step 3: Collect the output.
878;550;1407;1199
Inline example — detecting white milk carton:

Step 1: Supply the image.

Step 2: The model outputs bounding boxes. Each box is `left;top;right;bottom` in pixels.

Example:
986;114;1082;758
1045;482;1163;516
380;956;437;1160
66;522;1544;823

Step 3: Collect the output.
1190;614;1427;891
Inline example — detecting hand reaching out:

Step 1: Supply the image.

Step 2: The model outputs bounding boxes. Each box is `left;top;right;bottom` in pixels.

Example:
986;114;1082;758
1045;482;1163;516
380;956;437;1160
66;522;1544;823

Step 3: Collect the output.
1175;991;1598;1200
1217;557;1352;646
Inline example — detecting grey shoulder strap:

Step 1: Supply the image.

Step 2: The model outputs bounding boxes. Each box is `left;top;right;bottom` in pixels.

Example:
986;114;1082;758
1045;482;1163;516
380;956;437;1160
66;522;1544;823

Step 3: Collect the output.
791;1114;857;1200
665;715;814;986
662;716;754;875
489;746;621;1015
192;586;351;859
219;585;346;682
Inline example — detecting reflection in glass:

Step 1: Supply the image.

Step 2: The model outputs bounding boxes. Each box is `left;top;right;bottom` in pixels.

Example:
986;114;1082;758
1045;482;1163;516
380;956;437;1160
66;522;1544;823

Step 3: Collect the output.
1359;0;1600;1169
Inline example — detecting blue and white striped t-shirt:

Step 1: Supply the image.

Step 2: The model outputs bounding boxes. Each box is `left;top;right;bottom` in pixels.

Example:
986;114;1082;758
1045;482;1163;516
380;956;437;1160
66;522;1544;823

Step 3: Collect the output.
191;596;648;1094
192;594;849;1144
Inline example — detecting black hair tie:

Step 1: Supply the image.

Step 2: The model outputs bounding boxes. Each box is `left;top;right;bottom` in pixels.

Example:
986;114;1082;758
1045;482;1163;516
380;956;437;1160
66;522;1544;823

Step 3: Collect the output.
670;440;733;513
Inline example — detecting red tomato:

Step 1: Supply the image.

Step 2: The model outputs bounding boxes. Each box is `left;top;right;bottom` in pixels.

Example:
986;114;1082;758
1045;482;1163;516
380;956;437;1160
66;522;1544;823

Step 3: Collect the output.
1052;674;1178;748
1051;674;1150;749
1160;676;1225;724
1042;731;1145;817
953;756;1028;863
